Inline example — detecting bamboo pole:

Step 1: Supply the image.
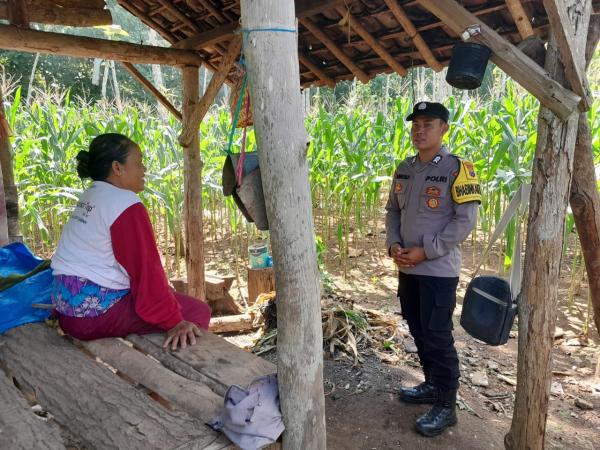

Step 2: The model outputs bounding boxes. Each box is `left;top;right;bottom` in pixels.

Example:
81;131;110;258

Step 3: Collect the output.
241;1;326;448
181;66;205;300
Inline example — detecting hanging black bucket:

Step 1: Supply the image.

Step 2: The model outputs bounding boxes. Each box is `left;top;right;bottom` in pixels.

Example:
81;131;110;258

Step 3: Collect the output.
222;152;269;231
446;42;492;90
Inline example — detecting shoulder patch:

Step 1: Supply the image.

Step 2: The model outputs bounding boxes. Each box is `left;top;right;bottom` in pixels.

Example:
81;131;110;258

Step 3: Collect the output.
451;159;482;204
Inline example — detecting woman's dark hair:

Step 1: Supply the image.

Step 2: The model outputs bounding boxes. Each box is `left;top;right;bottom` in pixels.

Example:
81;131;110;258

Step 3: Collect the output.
76;133;136;181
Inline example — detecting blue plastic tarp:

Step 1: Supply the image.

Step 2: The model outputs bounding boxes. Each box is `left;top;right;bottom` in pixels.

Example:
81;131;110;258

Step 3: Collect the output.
0;242;53;334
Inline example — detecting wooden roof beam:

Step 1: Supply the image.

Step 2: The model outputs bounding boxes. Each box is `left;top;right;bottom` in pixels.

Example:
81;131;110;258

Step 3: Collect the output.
335;6;407;77
0;1;112;27
117;0;177;44
301;17;370;83
120;62;182;121
154;0;201;35
543;0;593;111
383;0;443;72
505;0;534;38
0;24;203;66
298;52;336;88
173;0;346;50
417;0;580;120
179;36;242;147
7;0;28;27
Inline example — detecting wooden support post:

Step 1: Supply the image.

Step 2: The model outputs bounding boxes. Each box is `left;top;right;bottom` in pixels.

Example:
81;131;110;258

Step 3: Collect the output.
505;2;591;449
383;0;443;72
569;15;600;338
0;84;18;243
247;267;276;306
504;0;534;38
416;0;581;120
0;24;203;66
240;1;326;448
121;62;182;121
543;0;593;111
181;66;205;300
300;17;370;84
0;151;8;246
179;36;242;147
298;52;336;88
0;1;112;27
7;0;28;27
334;6;407;77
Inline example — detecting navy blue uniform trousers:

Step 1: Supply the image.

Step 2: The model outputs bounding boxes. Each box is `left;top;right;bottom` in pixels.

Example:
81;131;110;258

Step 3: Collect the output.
398;272;460;390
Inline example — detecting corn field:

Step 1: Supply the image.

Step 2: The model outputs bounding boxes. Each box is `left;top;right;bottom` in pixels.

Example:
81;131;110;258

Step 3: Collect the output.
3;79;600;283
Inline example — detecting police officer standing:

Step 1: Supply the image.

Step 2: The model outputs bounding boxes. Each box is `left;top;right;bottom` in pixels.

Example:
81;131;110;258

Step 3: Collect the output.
385;101;480;437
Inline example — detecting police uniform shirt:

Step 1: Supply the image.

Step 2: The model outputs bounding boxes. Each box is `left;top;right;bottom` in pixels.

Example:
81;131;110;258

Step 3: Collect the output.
385;146;480;277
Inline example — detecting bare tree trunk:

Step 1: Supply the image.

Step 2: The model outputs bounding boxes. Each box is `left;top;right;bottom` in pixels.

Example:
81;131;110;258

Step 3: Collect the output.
148;28;168;119
506;2;591;449
570;16;600;338
181;66;206;300
0;149;8;246
0;83;18;242
240;1;326;449
25;52;39;105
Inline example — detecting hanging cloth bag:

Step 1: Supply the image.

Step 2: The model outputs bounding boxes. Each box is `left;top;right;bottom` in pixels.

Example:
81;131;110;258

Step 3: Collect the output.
460;184;531;345
222;71;269;230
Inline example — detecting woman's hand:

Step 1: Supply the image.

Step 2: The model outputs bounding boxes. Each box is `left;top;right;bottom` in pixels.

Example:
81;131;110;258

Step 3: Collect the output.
163;320;202;350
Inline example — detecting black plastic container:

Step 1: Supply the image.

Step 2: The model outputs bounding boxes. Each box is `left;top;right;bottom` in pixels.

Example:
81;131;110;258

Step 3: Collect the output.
446;42;492;90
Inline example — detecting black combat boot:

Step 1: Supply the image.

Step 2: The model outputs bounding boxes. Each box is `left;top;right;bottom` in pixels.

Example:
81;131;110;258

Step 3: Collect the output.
399;380;438;404
415;388;457;437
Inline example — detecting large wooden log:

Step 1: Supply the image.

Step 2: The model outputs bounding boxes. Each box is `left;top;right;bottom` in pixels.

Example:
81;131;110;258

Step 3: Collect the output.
0;324;231;450
81;338;222;423
570;15;600;338
0;25;203;66
241;1;327;448
0;371;65;450
181;66;206;300
0;1;112;27
505;2;591;449
171;275;240;315
416;0;581;120
209;313;258;333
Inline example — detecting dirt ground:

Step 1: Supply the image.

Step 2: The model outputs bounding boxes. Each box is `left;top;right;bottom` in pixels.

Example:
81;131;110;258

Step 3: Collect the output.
208;231;600;450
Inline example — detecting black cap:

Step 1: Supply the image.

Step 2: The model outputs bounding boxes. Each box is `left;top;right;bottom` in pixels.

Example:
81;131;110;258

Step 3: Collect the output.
406;101;449;123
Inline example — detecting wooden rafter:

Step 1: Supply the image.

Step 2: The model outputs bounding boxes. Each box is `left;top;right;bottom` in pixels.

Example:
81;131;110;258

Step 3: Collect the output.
542;0;593;111
298;52;336;88
301;17;370;84
0;24;203;66
179;36;242;147
120;62;182;121
0;1;112;27
505;0;534;38
383;0;443;72
334;6;407;77
154;0;200;35
117;0;177;44
417;0;580;120
7;0;28;27
172;0;346;51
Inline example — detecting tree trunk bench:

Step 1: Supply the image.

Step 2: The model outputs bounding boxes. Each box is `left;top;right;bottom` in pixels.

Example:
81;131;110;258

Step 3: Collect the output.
0;323;277;450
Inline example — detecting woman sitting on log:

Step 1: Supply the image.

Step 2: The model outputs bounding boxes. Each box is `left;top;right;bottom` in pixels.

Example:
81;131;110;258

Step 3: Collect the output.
51;133;210;350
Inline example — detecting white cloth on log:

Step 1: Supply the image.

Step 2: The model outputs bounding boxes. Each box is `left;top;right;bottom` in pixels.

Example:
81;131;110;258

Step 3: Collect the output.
209;374;284;450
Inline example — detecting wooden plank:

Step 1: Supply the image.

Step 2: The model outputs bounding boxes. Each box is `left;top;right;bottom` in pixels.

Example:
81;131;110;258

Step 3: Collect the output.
0;2;112;27
139;331;276;389
34;0;106;7
301;17;370;83
121;62;182;121
416;0;581;120
172;0;345;51
383;0;443;72
179;36;241;147
209;313;258;333
335;6;407;76
0;371;65;450
81;338;222;423
543;0;593;111
0;24;202;66
181;66;206;300
505;0;534;38
0;324;231;450
298;52;336;88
